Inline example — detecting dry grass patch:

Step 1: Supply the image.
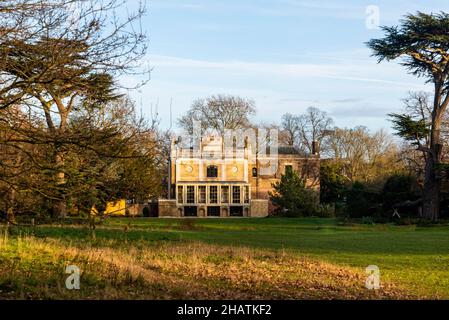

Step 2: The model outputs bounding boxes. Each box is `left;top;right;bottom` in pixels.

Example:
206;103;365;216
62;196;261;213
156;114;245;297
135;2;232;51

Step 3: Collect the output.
0;234;415;300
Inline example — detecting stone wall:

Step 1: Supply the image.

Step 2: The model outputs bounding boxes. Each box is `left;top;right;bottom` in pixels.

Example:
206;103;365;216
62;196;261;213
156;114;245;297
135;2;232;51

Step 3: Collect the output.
250;200;269;217
158;200;178;217
127;204;146;216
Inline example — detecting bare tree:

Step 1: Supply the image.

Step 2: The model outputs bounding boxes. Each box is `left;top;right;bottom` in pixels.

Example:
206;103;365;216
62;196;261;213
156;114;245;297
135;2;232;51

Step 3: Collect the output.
326;126;400;185
391;92;449;196
299;107;333;156
0;106;36;221
395;91;449;164
281;107;333;155
178;95;256;137
280;113;300;148
1;95;164;221
0;0;149;217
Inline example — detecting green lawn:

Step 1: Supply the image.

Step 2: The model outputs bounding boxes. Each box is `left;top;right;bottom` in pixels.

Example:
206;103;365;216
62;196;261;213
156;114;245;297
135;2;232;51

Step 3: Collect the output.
1;217;449;299
102;217;449;298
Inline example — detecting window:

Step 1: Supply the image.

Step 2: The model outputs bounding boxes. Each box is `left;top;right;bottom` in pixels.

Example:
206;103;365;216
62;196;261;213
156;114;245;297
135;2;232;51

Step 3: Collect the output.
198;186;206;204
184;206;197;217
186;186;195;204
252;167;258;177
207;207;220;217
177;186;184;204
230;206;243;217
207;165;218;178
285;165;293;175
221;186;229;204
209;186;218;204
232;186;241;204
244;186;250;204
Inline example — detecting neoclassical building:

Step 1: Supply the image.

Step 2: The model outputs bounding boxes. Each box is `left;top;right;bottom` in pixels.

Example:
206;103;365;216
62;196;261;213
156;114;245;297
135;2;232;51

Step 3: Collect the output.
158;135;320;218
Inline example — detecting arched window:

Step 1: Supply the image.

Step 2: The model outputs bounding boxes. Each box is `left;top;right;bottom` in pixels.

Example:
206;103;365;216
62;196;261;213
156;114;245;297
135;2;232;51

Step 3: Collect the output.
252;167;258;177
207;165;218;178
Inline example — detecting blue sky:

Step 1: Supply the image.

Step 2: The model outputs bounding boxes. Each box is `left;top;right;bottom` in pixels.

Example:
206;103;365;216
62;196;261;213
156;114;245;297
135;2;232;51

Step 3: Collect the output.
125;0;449;132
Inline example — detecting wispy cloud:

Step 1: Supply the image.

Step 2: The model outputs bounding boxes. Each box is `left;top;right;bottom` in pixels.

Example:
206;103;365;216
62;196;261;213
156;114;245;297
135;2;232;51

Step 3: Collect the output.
327;104;393;119
331;98;363;104
149;0;449;23
148;53;427;89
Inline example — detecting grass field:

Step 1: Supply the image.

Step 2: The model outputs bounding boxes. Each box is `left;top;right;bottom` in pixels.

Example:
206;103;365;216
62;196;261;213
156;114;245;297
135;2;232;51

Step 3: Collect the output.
1;217;448;300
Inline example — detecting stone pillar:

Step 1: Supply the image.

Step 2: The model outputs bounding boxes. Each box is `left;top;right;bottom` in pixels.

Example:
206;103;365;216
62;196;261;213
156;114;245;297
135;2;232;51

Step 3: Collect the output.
221;206;229;217
198;206;206;217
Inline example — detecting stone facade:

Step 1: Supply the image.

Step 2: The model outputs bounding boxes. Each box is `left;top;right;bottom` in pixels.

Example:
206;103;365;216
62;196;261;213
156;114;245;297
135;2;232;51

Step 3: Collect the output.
158;135;320;218
250;200;269;217
158;200;178;217
126;203;158;217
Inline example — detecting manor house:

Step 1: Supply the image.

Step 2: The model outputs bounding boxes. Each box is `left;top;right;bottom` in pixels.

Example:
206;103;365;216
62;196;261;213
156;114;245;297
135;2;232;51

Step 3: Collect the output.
158;135;320;218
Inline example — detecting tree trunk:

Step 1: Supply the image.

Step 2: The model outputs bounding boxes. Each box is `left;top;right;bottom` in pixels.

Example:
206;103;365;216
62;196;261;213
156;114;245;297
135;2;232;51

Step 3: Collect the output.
6;187;15;223
422;155;440;221
422;108;443;221
53;106;69;219
53;149;67;218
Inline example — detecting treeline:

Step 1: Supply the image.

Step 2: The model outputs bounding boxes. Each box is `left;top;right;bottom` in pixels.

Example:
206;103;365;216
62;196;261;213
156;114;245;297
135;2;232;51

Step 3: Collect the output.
2;5;449;223
0;1;166;221
272;11;449;221
271;92;449;220
175;88;449;221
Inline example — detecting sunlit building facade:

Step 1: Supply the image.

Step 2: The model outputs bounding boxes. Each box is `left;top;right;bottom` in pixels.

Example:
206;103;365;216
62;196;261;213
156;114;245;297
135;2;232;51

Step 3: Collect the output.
158;135;320;218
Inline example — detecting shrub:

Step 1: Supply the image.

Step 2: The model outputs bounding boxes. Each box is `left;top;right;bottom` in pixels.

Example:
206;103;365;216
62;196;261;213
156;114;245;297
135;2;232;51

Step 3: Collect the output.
315;204;336;218
345;182;380;218
320;163;347;205
269;170;319;217
382;174;420;215
441;192;449;218
361;216;375;225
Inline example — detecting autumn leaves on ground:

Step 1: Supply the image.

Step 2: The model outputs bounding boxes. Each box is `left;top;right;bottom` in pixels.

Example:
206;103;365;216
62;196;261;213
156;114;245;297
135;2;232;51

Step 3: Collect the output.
1;218;448;300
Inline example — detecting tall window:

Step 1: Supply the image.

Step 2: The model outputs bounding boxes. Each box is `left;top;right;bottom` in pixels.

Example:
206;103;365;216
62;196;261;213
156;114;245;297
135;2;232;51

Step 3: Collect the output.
221;186;229;204
285;165;293;175
209;186;218;204
177;186;184;204
198;186;206;204
186;186;195;204
232;186;241;204
244;186;250;204
207;165;218;178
